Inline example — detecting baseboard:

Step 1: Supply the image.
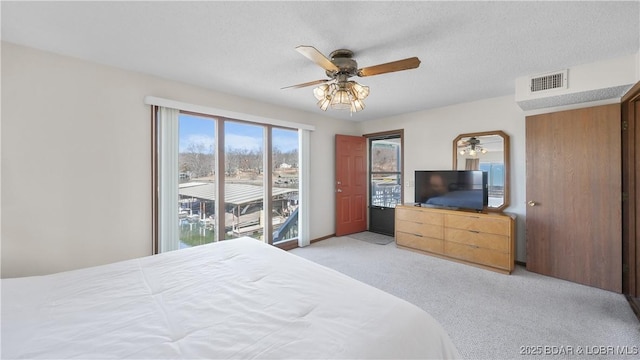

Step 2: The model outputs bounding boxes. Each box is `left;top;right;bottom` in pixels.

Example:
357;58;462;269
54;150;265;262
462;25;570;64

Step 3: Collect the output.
277;234;335;251
625;295;640;322
311;234;335;243
275;239;299;251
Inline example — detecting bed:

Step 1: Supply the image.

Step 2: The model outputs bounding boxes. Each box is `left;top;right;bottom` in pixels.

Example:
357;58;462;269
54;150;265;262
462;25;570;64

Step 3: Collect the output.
1;237;460;359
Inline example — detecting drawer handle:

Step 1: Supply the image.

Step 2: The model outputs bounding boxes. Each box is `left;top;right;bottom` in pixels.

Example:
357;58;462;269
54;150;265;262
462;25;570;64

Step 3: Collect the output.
468;230;480;234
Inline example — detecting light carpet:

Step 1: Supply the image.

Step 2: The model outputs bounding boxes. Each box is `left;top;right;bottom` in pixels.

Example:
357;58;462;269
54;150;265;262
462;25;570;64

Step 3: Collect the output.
290;236;640;360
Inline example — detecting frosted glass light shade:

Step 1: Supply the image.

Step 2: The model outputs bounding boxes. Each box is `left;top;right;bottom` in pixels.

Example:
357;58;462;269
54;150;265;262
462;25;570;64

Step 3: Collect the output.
350;82;370;99
313;84;329;101
351;99;365;112
330;89;352;110
317;97;331;111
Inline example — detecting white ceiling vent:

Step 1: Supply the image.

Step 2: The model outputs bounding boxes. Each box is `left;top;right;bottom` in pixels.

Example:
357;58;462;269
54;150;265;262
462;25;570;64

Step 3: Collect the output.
530;70;568;93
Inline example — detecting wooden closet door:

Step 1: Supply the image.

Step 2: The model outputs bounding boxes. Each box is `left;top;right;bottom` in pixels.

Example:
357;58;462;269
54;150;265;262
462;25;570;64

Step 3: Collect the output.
526;104;621;292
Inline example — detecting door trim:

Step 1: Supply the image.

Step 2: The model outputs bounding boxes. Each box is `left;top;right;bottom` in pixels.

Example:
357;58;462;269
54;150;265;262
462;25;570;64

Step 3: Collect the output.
622;81;640;297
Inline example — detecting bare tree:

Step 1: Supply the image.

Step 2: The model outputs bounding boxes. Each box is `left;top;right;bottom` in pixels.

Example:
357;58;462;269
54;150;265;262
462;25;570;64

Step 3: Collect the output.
180;142;215;178
372;145;398;172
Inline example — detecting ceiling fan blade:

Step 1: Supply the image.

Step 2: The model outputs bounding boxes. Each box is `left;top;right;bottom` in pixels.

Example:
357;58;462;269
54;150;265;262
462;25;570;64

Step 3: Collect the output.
295;45;340;73
281;79;330;90
357;57;421;77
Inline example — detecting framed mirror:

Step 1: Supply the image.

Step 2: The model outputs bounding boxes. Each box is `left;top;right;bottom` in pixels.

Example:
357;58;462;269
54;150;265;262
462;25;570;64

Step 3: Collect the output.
453;130;510;211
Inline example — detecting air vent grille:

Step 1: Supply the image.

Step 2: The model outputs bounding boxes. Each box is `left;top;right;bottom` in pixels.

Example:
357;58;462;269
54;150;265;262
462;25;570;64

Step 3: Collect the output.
530;70;567;92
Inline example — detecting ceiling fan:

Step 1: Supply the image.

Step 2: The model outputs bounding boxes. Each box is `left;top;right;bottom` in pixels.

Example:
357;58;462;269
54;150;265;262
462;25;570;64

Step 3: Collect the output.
283;45;421;113
457;137;488;156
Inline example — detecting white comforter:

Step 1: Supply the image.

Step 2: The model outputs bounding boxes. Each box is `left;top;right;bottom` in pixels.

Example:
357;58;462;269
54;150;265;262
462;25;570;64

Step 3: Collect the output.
2;237;459;359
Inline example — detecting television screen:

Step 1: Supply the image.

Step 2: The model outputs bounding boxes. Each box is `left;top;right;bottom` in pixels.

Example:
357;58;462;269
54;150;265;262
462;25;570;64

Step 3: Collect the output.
414;170;488;211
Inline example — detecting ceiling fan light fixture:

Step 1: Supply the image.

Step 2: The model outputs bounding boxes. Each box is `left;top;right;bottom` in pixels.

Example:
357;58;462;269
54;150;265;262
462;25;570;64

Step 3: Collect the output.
459;137;488;156
313;84;329;100
317;97;331;111
351;99;365;112
330;87;352;110
350;81;369;100
313;80;368;112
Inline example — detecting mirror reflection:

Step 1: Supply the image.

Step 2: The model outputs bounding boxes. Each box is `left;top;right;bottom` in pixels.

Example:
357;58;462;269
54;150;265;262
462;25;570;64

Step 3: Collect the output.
453;131;509;211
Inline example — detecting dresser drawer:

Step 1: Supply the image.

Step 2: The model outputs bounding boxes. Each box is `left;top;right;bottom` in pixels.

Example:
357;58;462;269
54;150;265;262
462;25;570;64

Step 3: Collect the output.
396;219;443;239
396;207;443;226
444;228;509;252
444;214;510;236
444;241;511;270
396;232;444;254
394;205;515;274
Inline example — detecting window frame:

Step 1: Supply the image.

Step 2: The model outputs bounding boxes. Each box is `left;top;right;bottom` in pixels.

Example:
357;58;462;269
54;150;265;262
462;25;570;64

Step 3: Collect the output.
152;107;302;253
366;130;404;209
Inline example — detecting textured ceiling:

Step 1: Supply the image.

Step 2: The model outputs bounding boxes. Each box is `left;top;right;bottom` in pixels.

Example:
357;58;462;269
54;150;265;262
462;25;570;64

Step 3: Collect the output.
2;1;638;122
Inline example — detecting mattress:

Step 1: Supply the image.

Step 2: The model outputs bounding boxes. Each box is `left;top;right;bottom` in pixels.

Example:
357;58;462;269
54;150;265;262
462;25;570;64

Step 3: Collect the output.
1;237;460;359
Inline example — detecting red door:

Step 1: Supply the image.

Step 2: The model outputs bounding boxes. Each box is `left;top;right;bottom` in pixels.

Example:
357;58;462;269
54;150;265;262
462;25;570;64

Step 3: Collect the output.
335;135;367;236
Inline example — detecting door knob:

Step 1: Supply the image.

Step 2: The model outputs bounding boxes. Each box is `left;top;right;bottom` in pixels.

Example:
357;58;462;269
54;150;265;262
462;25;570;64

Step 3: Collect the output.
527;201;537;207
337;189;343;193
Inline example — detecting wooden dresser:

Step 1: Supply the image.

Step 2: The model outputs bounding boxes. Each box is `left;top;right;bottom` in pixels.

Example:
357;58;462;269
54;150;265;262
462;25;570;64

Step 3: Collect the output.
395;204;515;274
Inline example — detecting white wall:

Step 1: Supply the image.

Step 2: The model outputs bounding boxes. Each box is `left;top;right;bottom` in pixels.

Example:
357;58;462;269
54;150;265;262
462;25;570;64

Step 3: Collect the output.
1;42;358;278
357;96;528;261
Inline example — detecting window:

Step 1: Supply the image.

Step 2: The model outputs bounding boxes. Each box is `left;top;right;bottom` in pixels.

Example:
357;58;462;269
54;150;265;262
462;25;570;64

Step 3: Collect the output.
271;127;299;244
479;162;505;208
178;114;217;248
224;121;265;240
151;101;310;253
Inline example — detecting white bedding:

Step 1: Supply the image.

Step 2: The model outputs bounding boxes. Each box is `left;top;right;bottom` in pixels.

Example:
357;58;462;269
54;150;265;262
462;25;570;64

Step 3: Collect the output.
2;237;459;359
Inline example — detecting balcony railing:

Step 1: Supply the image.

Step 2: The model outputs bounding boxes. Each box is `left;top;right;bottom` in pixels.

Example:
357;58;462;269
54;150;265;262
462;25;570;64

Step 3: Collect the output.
273;207;298;243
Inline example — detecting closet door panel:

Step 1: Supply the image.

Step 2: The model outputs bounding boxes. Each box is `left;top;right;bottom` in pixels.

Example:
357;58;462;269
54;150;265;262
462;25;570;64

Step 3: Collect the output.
526;104;621;292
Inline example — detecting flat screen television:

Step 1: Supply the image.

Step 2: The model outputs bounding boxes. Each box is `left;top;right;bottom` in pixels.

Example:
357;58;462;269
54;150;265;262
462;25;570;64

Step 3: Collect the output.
414;170;488;211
